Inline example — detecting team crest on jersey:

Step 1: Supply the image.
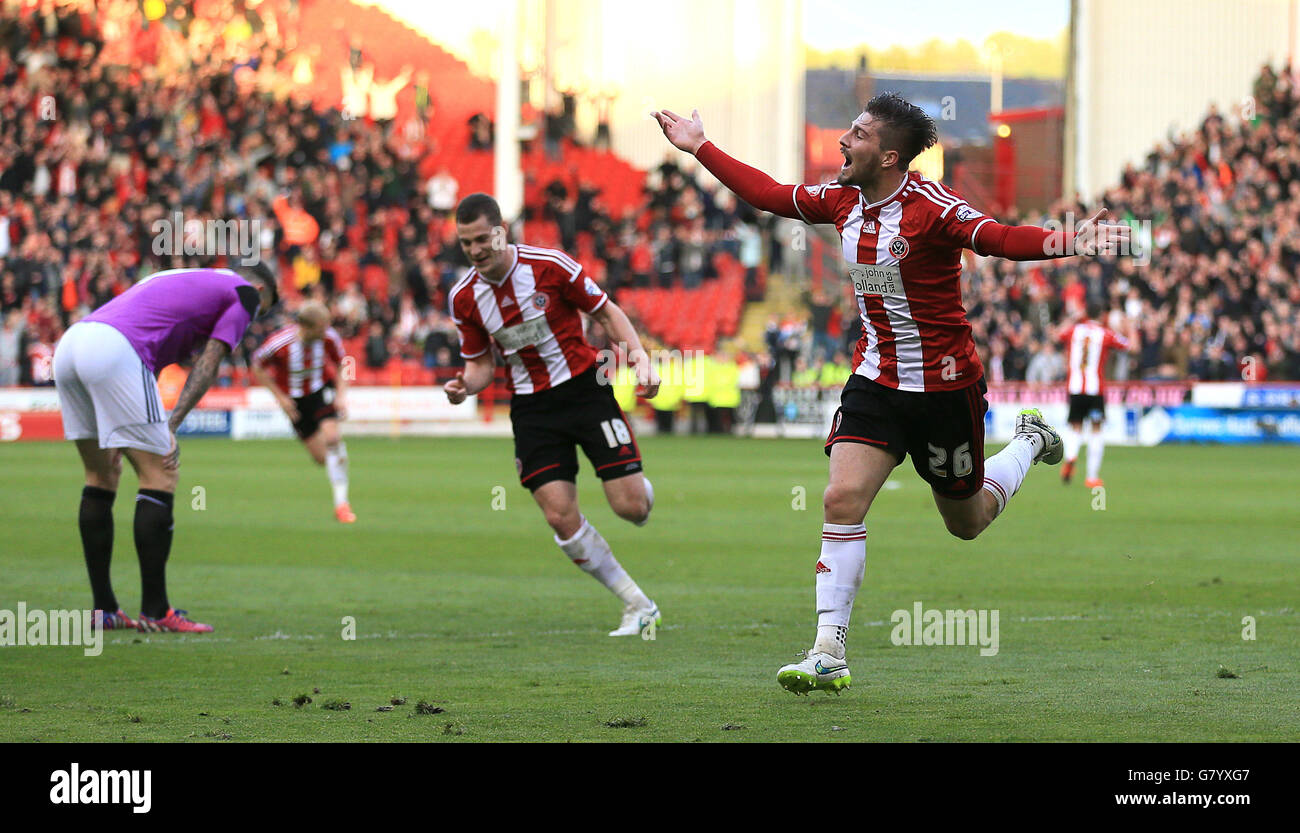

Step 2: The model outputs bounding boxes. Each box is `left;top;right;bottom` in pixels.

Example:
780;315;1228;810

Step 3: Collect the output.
888;236;910;259
530;292;549;310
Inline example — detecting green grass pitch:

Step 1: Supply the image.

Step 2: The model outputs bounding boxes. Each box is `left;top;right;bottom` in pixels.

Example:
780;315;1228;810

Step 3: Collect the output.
1;436;1297;742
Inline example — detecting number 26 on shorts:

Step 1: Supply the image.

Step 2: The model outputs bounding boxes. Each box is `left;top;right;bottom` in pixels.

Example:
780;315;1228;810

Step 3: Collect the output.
928;442;973;478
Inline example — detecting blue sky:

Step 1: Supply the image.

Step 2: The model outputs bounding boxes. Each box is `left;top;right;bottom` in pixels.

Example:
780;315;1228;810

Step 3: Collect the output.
804;0;1069;51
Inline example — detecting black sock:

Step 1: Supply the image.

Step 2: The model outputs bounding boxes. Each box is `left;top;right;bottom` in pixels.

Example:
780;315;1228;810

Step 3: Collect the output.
79;486;117;612
134;489;174;619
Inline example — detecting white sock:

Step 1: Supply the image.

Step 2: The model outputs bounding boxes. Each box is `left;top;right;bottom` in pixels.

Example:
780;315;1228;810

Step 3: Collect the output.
325;442;349;507
634;477;654;527
1063;425;1081;463
1086;429;1105;480
981;436;1036;516
812;522;866;659
555;517;651;609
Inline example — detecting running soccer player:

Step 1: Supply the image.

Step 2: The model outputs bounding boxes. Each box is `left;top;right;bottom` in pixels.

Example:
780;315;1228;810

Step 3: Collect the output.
251;301;355;523
655;94;1131;693
1057;301;1135;489
53;265;277;633
444;193;662;637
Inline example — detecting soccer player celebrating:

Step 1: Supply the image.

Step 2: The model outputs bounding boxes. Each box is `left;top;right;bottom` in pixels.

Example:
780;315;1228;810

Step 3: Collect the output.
53;265;277;633
1057;301;1135;489
655;95;1131;693
444;194;662;637
251;301;355;523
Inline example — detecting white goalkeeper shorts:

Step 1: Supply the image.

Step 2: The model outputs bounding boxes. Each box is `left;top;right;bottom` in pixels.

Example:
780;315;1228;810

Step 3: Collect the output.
53;321;171;455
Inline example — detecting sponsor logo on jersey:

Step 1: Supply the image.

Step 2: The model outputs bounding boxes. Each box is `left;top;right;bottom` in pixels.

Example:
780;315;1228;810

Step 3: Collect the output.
848;264;903;296
863;220;877;234
493;316;550;352
954;205;981;223
815;560;831;574
888;236;910;259
583;277;602;297
500;295;515;307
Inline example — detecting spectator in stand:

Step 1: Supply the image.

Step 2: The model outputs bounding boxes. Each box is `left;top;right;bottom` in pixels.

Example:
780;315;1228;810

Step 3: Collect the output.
363;320;389;369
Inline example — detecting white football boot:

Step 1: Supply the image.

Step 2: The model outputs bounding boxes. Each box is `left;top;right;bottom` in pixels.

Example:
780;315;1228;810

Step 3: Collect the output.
777;650;851;695
1015;408;1063;465
609;601;661;637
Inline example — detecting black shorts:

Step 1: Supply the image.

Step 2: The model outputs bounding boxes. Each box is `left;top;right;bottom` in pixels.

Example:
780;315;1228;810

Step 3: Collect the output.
510;365;642;491
293;383;339;440
825;375;988;500
1067;393;1106;424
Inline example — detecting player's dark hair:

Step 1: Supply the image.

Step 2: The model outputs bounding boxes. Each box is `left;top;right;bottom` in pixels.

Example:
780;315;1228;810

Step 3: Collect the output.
864;92;938;168
236;262;279;311
456;193;504;227
1085;299;1104;320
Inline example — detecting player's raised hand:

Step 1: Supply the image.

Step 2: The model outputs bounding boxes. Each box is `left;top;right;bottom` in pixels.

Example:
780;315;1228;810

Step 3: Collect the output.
652;108;706;155
445;371;468;405
1075;209;1132;256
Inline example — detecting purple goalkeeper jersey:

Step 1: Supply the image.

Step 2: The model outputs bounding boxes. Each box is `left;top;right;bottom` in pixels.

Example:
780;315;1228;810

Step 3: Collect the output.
83;268;258;372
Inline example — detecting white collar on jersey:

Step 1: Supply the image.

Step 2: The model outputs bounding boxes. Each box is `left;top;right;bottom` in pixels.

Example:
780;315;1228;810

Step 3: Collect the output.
477;245;519;286
860;172;911;211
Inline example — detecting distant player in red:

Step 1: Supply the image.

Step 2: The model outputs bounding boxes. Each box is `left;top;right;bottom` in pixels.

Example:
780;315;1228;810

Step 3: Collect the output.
1056;301;1135;488
656;94;1131;694
444;193;663;637
251;301;355;523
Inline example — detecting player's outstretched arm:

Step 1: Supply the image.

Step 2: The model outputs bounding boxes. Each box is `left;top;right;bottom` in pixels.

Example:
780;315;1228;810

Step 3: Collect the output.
444;353;495;405
591;300;660;399
652;108;804;220
974;209;1131;261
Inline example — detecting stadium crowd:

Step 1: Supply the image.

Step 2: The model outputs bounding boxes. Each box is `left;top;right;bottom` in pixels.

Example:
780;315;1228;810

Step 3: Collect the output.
0;0;757;389
3;1;1297;396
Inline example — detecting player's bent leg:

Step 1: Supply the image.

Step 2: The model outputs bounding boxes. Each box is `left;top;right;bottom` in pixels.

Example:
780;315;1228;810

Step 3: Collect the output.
74;441;126;621
933;488;999;541
937;408;1062;541
315;420;354;522
1084;418;1106;488
302;429;328;465
1062;421;1083;484
532;479;583;540
601;472;652;526
536;479;659;636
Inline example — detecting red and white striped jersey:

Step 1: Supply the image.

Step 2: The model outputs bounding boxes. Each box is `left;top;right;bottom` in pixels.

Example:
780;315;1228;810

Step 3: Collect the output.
253;325;345;397
1061;319;1130;395
450;244;608;395
794;171;993;392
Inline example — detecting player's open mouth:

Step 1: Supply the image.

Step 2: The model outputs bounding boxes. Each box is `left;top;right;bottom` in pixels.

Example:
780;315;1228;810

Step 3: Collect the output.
841;150;851;170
